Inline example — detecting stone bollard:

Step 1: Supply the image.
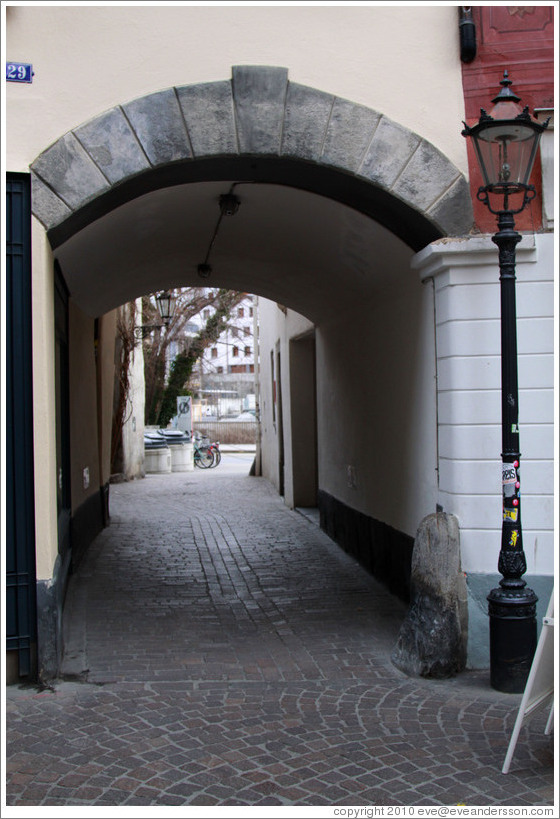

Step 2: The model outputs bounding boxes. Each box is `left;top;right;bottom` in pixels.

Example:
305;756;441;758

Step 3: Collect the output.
392;512;468;679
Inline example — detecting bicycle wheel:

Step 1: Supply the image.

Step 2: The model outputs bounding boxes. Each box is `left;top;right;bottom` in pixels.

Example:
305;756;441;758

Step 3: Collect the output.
211;445;221;466
198;448;215;468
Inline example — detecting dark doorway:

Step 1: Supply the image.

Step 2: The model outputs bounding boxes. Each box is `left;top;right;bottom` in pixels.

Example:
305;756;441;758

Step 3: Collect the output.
6;173;37;681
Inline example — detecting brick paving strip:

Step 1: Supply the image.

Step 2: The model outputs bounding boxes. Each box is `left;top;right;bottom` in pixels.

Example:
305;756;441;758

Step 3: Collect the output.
5;466;554;808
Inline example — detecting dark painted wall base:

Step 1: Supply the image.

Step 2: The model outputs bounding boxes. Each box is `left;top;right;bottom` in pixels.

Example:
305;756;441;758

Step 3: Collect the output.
318;490;414;603
71;484;109;570
35;484;109;680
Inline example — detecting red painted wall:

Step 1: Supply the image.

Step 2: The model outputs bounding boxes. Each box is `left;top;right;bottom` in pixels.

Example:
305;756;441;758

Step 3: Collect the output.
461;5;554;232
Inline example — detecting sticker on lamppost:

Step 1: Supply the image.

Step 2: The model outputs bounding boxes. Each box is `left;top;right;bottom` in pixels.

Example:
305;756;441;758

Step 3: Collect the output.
502;460;520;522
6;62;33;83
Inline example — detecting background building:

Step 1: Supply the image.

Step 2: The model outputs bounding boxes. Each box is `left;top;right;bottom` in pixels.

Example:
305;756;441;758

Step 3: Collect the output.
195;293;256;419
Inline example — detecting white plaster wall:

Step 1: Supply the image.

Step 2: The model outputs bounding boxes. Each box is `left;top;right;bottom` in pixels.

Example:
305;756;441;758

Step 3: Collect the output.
6;5;467;173
316;275;439;538
259;302;314;499
68;303;101;510
31;222;58;580
259;269;439;540
413;233;555;576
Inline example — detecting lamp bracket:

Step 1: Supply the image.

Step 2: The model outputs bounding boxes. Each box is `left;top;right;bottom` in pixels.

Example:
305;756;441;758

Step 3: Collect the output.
134;323;165;340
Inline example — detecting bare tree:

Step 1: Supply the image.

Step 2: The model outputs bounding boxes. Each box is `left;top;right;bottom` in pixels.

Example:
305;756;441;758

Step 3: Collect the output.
111;287;247;466
155;289;246;427
137;287;245;424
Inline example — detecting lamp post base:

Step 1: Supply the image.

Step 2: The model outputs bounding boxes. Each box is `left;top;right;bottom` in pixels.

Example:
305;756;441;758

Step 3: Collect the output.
488;585;538;693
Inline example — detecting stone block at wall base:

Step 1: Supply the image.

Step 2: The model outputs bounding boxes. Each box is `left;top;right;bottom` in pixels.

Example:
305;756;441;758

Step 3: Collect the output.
391;513;468;679
36;550;71;682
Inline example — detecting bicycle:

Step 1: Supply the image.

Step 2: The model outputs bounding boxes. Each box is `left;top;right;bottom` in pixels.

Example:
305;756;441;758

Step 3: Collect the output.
194;432;221;468
208;440;221;467
193;436;214;468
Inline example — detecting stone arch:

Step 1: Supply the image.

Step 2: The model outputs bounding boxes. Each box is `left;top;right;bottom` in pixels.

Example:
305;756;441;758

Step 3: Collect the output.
30;66;473;250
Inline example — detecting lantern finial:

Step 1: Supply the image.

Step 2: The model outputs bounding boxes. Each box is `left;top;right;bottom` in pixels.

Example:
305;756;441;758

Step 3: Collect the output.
491;70;521;106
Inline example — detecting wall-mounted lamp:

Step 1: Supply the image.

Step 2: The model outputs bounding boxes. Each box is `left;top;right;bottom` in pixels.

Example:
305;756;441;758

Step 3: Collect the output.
134;290;176;339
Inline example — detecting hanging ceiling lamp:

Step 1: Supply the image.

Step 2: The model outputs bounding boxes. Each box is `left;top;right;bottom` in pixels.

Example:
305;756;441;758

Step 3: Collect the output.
197;186;241;278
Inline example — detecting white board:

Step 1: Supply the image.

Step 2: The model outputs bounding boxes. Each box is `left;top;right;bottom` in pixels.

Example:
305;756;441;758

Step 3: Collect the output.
502;588;555;774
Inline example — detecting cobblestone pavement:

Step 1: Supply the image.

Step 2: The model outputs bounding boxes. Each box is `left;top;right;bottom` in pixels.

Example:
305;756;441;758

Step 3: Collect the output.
5;459;555;810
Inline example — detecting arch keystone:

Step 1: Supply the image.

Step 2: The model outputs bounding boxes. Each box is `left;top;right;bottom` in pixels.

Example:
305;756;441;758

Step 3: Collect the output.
232;65;288;154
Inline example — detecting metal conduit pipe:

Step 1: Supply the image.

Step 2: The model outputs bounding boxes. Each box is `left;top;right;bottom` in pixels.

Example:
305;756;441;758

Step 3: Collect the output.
459;7;477;63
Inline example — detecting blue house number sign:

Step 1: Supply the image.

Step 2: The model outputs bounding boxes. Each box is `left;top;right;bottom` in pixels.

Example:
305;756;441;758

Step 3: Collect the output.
6;62;33;83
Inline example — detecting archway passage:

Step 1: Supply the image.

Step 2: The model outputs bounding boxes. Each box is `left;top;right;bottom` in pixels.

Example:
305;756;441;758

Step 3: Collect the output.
32;66;473;292
31;67;475;682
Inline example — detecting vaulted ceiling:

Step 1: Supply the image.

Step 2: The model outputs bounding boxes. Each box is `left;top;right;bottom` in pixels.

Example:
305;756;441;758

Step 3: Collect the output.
55;180;414;325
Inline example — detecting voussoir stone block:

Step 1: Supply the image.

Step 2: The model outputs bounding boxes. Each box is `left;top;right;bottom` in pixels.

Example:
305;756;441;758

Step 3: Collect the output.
176;81;237;156
321;98;381;173
122;88;192;166
74;108;150;184
31;132;109;210
282;83;334;161
321;97;381;173
359;116;420;190
232;65;289;154
393;139;461;212
392;512;468;679
428;175;474;236
31;173;72;230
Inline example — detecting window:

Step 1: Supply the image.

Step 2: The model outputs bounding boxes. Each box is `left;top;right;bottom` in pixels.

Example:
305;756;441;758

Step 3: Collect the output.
232;346;239;357
244;326;250;337
244;346;251;357
237;307;244;318
249;307;254;318
211;347;218;358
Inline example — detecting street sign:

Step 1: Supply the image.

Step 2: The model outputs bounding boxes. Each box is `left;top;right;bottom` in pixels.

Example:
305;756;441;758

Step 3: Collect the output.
176;395;192;438
6;62;33;83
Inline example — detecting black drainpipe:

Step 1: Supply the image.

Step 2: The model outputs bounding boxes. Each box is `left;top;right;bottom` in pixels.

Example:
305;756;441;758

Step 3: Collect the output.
459;7;477;63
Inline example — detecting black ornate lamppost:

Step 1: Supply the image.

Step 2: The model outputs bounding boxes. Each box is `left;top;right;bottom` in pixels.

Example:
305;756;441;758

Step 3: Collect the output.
462;71;549;693
134;290;176;340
